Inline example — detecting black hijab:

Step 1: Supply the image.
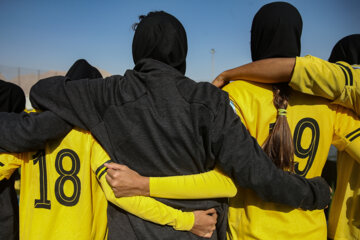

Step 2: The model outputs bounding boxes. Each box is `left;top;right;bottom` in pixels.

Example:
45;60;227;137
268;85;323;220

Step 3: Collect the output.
32;59;102;110
251;2;302;61
132;11;188;74
0;80;25;113
328;34;360;64
65;59;103;80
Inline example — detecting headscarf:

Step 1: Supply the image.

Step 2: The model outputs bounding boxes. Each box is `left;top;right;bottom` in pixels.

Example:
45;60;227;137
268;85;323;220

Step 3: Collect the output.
65;59;103;80
251;2;302;61
328;34;360;64
0;80;25;113
132;11;188;74
32;59;102;110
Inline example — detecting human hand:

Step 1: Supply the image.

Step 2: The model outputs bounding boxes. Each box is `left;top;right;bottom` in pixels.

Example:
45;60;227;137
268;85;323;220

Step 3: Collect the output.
190;208;217;238
212;73;229;88
104;163;149;197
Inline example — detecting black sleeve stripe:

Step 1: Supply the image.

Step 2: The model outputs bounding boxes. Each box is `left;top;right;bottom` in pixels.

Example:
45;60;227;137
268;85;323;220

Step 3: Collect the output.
337;63;353;86
345;128;360;139
98;168;107;180
95;165;105;176
0;162;4;167
95;159;113;176
341;63;354;86
336;63;349;86
349;133;360;142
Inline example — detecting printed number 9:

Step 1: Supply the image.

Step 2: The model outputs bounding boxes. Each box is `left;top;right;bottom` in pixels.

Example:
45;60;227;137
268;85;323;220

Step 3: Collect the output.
293;118;320;177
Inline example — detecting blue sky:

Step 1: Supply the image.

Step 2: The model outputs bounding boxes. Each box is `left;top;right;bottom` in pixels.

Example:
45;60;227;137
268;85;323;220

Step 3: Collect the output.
0;0;359;82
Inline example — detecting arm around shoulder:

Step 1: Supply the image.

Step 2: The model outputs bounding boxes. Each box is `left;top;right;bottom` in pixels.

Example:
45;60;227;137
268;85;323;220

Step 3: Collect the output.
150;168;237;199
0;111;71;153
211;98;331;210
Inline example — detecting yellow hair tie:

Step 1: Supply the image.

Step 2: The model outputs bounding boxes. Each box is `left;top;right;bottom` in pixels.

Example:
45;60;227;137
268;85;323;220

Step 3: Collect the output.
278;108;287;116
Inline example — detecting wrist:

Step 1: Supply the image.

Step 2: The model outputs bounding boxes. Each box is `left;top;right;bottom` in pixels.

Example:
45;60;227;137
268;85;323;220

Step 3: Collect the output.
139;176;150;196
219;71;230;81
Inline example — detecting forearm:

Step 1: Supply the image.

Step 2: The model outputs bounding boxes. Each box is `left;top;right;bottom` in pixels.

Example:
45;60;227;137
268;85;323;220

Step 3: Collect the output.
220;58;295;84
30;76;91;129
104;163;236;199
0;111;71;152
219;134;330;209
99;176;194;231
150;168;237;199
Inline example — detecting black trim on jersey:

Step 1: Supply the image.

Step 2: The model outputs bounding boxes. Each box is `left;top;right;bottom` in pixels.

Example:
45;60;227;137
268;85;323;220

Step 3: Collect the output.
336;63;349;86
0;162;4;167
349;133;360;142
98;168;107;180
95;165;104;176
342;64;354;86
336;63;353;86
345;128;360;139
95;160;113;177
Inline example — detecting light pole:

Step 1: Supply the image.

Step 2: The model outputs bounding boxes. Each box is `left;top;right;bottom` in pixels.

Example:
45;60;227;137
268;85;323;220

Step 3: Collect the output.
210;48;215;79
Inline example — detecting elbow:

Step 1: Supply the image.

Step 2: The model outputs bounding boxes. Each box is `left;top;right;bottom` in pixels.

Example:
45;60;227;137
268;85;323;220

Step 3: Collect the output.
228;184;237;198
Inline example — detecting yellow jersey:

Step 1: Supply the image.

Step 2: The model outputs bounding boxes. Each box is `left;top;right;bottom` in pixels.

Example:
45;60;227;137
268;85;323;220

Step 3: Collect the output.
222;80;360;240
145;79;360;239
145;57;360;239
290;55;360;240
291;55;360;116
0;128;194;240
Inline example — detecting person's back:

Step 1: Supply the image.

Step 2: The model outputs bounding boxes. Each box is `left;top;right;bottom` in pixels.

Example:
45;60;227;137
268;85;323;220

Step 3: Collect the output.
221;4;331;238
102;60;222;177
83;58;229;239
0;128;109;240
28;13;230;239
210;5;360;239
329;150;360;240
3;11;332;240
0;79;25;240
326;34;360;240
224;80;360;240
0;59;214;239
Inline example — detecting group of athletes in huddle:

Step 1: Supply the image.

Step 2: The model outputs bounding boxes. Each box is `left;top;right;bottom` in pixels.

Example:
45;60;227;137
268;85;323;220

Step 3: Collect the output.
0;1;359;240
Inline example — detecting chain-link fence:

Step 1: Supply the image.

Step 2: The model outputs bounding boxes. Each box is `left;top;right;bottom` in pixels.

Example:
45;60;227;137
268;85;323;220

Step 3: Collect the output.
0;64;66;96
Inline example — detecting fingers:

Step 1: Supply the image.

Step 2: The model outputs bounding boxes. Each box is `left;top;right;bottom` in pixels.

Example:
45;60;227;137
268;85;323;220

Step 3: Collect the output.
105;169;121;188
212;74;228;88
203;231;214;239
204;208;216;215
202;208;218;223
212;211;218;220
191;209;217;239
104;162;128;170
105;170;116;186
212;78;223;88
105;164;128;181
106;168;117;177
105;173;111;184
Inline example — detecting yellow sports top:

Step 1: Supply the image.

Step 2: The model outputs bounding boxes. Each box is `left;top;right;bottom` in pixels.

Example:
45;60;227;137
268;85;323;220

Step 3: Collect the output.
290;55;360;240
291;55;360;115
148;80;360;240
0;128;194;240
223;80;360;240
